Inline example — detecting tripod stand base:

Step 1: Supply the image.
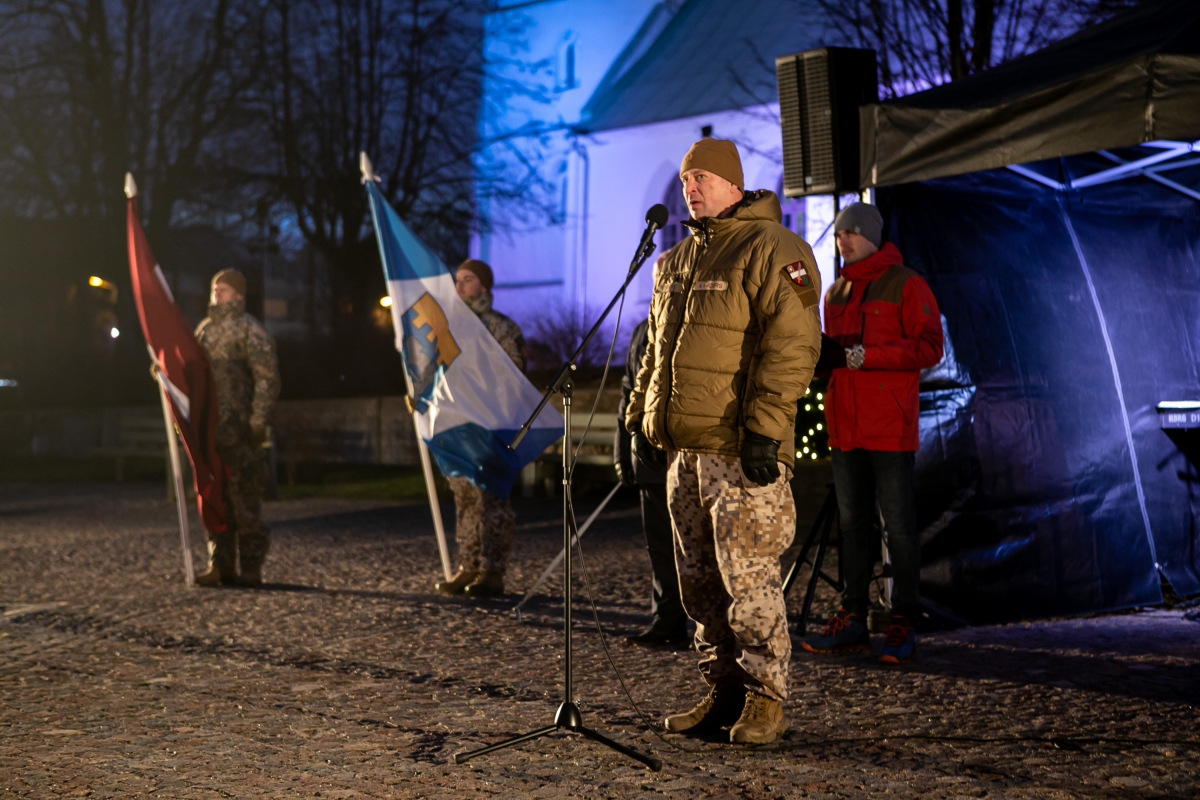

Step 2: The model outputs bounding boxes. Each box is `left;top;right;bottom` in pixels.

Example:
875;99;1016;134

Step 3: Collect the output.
453;701;662;771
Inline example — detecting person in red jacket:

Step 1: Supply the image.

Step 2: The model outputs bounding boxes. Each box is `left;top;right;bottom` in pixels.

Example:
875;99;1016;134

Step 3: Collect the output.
802;202;943;664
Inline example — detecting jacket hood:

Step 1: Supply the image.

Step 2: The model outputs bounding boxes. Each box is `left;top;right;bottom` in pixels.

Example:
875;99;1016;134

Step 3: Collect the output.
732;189;783;223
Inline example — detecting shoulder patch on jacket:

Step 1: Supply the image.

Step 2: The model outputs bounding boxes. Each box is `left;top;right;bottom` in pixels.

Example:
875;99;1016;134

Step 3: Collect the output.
785;262;811;287
783;263;819;308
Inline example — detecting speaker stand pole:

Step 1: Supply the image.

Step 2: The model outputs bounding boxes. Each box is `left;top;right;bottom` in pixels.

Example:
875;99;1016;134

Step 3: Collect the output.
783;483;840;634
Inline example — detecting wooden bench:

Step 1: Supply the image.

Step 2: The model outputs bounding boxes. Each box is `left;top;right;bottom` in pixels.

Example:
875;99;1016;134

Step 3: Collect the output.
521;413;620;497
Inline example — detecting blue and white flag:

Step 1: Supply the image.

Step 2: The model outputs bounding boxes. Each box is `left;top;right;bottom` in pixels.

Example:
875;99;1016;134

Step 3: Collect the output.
364;178;562;496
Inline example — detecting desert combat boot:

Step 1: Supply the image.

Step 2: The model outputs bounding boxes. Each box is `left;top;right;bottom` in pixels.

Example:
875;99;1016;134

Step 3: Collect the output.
664;682;746;734
729;691;786;744
194;535;237;587
435;569;479;596
463;570;504;598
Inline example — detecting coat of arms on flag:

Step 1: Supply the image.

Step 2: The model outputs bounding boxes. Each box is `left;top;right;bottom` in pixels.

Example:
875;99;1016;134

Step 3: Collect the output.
401;292;462;411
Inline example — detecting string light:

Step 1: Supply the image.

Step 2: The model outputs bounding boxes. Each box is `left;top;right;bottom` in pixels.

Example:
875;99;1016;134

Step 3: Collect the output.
795;377;829;460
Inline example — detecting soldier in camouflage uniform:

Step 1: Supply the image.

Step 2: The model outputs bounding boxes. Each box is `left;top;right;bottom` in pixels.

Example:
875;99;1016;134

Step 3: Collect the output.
626;139;821;744
193;269;281;588
434;259;526;599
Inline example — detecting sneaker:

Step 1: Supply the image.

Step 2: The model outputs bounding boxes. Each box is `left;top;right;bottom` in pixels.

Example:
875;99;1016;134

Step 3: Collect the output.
664;682;746;734
729;692;786;745
800;608;870;655
878;615;916;664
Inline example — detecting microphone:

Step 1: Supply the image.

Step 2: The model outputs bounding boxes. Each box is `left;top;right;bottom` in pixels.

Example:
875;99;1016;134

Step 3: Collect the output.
631;204;669;274
646;203;669;230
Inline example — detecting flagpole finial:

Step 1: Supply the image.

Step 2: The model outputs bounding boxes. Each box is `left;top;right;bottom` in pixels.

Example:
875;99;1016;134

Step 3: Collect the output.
360;152;381;184
124;173;138;199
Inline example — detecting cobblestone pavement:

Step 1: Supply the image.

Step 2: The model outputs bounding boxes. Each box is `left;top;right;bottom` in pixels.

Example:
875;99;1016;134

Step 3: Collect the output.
1;482;1197;799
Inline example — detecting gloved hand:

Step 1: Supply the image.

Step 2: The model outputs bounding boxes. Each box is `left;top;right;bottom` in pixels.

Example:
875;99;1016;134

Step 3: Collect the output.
614;452;636;487
845;344;866;370
633;429;667;472
740;429;781;487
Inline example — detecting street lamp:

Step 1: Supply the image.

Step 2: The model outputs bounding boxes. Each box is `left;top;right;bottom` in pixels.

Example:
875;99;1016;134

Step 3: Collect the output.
88;276;119;304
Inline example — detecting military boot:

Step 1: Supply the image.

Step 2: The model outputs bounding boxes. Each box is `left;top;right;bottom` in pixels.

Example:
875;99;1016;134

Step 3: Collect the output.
463;570;504;598
235;561;264;588
664;682;746;734
236;534;269;587
435;568;479;595
729;691;786;744
194;535;237;587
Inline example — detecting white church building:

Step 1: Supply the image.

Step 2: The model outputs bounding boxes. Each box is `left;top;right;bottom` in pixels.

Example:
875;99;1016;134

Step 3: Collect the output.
473;0;848;338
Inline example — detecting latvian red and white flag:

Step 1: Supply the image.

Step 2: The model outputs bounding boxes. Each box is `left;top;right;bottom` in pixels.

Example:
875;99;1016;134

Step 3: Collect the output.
125;181;227;533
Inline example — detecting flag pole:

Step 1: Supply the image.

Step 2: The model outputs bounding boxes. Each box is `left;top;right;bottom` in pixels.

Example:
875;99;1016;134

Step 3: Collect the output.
152;364;195;586
360;152;452;581
413;412;453;581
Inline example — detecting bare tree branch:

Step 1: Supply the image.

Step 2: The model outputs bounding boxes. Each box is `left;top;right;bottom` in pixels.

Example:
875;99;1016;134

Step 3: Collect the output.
815;0;1137;98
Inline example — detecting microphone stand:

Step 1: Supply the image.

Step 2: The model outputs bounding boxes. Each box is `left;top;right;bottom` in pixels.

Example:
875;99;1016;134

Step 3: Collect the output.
453;221;663;772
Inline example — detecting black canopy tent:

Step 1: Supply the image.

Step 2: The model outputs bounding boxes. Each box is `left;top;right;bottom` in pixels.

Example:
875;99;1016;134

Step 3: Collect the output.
855;0;1200;623
860;0;1200;188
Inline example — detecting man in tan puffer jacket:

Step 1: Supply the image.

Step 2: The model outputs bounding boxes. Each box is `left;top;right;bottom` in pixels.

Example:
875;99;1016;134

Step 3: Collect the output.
626;138;821;745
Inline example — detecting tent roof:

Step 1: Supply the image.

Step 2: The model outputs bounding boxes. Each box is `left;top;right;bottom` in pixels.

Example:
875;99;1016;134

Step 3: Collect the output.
861;0;1200;187
580;0;825;133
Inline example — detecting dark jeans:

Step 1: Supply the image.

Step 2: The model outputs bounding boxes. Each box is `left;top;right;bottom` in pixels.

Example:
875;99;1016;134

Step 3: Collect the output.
641;482;686;631
831;449;919;620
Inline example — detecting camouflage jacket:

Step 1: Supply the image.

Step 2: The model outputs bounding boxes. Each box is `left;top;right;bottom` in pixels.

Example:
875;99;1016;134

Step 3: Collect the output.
463;292;526;372
195;299;281;437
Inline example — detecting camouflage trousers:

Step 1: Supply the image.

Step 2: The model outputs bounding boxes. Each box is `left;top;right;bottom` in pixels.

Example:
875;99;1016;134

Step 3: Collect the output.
212;439;270;570
448;477;515;577
668;451;795;702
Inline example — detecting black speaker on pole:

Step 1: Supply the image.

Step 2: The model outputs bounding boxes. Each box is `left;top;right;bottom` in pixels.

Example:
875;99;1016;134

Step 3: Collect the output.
776;47;878;197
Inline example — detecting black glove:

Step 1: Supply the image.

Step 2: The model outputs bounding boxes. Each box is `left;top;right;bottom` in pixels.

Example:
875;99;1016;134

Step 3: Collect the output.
633;430;667;472
817;334;847;370
740;429;781;487
614;452;636;487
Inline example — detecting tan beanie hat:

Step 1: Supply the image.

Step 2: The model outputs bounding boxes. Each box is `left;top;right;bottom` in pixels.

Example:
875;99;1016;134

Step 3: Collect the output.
211;269;246;297
679;138;744;189
456;259;494;291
